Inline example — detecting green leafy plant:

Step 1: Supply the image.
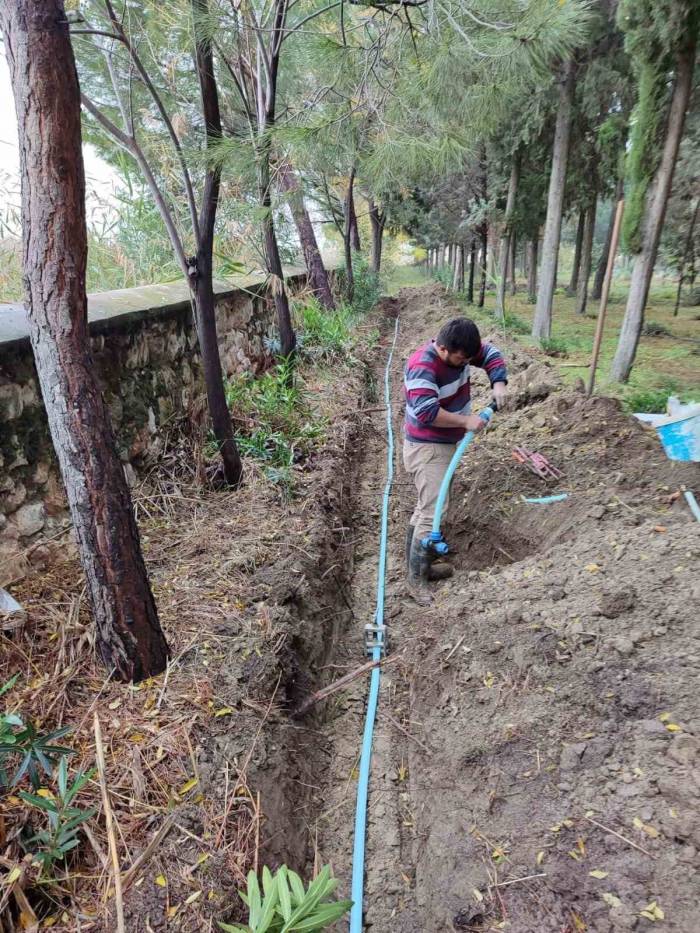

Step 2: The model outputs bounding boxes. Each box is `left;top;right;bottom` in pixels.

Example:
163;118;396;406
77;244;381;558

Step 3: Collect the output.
642;320;672;337
492;310;530;335
0;708;74;790
295;299;356;362
540;336;570;357
218;865;351;933
19;758;96;874
623;379;680;413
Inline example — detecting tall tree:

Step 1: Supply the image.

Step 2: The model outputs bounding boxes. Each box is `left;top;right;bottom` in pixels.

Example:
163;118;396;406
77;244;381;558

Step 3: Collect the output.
1;0;169;682
532;58;576;340
611;0;699;381
74;0;243;487
495;148;521;318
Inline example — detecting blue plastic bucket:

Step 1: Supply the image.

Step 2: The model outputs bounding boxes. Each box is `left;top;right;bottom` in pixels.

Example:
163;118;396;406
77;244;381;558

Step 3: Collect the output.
654;407;700;462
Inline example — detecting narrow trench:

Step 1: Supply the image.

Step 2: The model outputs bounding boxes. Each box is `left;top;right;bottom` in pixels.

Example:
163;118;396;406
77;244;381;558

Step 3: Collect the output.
274;312;545;930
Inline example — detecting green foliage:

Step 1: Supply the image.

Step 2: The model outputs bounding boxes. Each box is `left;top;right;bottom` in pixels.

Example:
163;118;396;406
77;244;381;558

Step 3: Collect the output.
540;336;570;357
295;300;355;363
218;864;351;933
493;310;530;335
642;320;672;337
335;256;381;315
623;380;680;413
0;677;74;790
225;360;324;489
19;758;96;874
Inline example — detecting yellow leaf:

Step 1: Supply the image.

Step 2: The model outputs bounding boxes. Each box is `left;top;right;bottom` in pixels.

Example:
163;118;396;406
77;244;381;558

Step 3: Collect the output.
155;875;167;888
640;901;664;921
602;893;622;908
214;707;234;717
178;777;199;796
129;732;145;744
589;870;608;880
7;866;21;884
665;723;682;733
166;906;179;919
196;853;210;866
536;851;545;866
483;672;495;688
37;788;54;799
658;712;672;722
571;910;587;931
585;563;600;573
184;890;202;906
568;850;582;861
156;746;165;762
472;888;484;903
6;796;21;806
108;699;121;710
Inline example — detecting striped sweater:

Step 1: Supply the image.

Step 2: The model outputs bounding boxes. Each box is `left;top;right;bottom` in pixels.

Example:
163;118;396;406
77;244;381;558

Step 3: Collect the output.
404;340;507;444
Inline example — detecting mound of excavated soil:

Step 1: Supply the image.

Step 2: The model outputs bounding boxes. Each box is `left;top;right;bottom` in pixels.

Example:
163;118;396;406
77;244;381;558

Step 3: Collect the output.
312;284;699;932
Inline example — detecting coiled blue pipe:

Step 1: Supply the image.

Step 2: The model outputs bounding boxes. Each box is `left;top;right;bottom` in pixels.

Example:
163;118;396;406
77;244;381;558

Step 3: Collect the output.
349;317;399;932
422;406;495;554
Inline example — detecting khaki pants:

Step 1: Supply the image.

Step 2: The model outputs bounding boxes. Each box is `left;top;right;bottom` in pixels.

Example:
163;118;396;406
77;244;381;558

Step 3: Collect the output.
403;439;457;543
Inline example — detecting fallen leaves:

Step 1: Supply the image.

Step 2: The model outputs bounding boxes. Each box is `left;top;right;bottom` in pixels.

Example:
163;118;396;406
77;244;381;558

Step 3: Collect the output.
632;817;659;839
640;901;665;922
589;870;608;880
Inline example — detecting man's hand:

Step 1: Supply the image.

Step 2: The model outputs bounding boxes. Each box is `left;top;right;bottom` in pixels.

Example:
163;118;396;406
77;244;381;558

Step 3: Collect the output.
463;414;487;432
492;381;507;411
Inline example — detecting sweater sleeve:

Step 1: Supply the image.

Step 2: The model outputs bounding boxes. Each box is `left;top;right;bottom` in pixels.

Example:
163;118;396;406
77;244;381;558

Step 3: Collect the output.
404;361;441;425
472;341;507;386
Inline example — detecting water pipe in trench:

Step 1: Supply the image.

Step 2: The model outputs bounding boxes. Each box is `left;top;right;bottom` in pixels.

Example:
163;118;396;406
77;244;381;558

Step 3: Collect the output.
421;403;496;555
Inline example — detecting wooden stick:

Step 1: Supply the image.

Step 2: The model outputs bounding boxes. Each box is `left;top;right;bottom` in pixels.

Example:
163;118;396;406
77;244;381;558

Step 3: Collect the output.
292;655;398;718
385;714;431;754
121;814;176;891
489;872;547;889
94;713;126;933
584;815;654;858
587;199;624;396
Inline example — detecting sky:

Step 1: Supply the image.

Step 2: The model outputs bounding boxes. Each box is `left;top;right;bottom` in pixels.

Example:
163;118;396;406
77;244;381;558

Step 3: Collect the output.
0;51;119;223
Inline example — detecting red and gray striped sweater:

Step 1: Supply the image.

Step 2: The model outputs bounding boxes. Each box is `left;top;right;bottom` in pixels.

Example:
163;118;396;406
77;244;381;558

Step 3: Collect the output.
403;340;507;444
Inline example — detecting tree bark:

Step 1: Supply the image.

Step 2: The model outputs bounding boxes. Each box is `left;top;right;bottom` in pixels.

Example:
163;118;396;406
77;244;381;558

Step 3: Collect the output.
611;31;697;382
478;228;488;307
192;0;243;485
674;197;699;315
592;179;624;300
509;233;517;295
452;244;464;291
368;198;386;274
467;237;476;304
496;150;520;318
347;173;361;252
566;209;586;296
278;162;335;310
2;0;169;682
575;199;597;316
533;59;576;339
527;238;538;303
343;169;356;301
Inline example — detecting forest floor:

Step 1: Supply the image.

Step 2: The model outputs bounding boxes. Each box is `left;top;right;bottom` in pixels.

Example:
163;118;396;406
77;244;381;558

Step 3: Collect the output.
2;281;700;932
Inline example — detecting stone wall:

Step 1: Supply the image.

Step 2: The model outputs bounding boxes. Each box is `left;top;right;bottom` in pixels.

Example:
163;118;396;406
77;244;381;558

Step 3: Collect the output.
0;270;312;585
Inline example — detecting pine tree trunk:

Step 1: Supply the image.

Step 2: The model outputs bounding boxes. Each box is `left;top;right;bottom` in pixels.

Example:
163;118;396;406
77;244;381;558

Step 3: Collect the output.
2;0;169;682
259;158;296;357
509;233;517;295
575;200;597;316
527;238;538;303
368;199;385;274
533;59;576;339
478;227;488;307
458;244;466;291
279;163;335;310
190;266;243;484
452;244;463;291
674;197;699;315
611;32;697;382
343;169;356;301
467;238;476;304
496;151;520;318
567;209;585;296
592;180;623;300
347;172;361;252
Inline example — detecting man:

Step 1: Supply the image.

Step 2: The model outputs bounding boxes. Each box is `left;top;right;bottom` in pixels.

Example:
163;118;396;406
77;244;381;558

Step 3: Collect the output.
403;317;507;597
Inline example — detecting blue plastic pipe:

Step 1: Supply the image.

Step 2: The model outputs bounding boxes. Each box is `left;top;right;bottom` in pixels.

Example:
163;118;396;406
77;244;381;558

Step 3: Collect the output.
349;317;399;932
423;406;495;554
685;489;700;523
521;493;569;504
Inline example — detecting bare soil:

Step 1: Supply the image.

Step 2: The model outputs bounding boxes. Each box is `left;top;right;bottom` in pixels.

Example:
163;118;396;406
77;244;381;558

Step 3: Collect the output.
3;283;699;933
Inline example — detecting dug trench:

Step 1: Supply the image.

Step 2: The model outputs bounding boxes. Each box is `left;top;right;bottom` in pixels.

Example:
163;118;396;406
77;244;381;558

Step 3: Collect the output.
270;283;700;933
8;284;698;932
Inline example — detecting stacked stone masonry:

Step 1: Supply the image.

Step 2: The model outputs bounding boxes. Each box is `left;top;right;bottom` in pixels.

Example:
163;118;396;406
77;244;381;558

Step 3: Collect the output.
0;271;311;586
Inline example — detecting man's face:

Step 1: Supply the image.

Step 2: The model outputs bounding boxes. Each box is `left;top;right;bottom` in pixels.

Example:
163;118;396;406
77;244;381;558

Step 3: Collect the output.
436;345;473;368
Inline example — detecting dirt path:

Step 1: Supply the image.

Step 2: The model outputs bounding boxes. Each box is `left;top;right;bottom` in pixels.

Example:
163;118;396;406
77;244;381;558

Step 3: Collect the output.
307;283;700;932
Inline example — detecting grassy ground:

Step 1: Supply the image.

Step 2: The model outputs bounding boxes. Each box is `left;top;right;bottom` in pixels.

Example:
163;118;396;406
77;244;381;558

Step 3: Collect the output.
383;263;700;411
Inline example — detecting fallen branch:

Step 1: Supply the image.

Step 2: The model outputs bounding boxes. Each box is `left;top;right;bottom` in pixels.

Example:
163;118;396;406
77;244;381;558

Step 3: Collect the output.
121;813;177;891
94;713;125;933
489;872;547;889
293;654;399;718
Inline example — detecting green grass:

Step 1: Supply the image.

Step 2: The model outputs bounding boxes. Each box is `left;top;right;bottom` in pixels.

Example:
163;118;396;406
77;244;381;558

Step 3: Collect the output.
383;263;430;295
443;272;700;409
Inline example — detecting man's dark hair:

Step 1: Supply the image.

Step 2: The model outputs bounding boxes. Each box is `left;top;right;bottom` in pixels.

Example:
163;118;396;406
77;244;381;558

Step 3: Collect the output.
436;318;481;357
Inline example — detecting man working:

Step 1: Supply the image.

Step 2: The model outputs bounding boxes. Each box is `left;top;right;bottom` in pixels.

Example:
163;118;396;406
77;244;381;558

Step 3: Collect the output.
403;317;507;597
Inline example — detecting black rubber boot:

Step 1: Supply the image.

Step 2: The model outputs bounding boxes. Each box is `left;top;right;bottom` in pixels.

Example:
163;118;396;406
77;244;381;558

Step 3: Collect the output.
405;524;414;571
407;534;433;605
429;561;454;581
